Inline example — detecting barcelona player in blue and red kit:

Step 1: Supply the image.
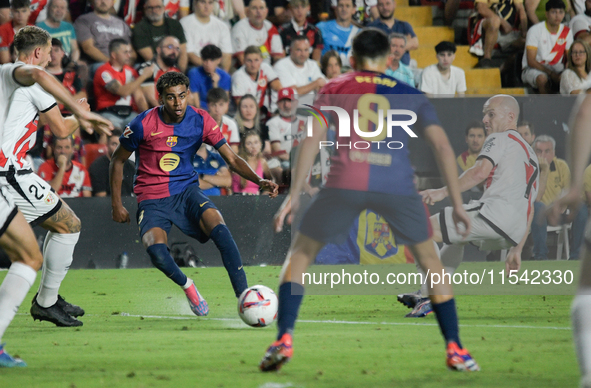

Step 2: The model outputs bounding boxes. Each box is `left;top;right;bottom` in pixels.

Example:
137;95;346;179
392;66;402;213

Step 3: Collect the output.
110;72;278;316
260;29;480;372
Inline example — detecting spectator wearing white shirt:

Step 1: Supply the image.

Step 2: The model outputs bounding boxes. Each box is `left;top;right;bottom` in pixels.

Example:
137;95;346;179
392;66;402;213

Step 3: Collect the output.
521;0;573;93
560;39;591;94
570;0;591;44
231;0;284;66
420;41;466;96
274;36;326;100
232;45;282;114
207;87;240;153
180;0;233;71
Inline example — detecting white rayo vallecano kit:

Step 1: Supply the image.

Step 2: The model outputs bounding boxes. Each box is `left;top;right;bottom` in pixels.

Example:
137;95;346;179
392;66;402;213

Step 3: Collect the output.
220;115;240;146
231;18;283;63
0;63;29;231
522;22;573;73
267;115;296;155
1;82;62;224
477;130;539;244
231;63;278;111
442;130;539;249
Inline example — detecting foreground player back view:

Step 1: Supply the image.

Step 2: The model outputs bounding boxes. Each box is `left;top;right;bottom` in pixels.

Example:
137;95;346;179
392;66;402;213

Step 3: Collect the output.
260;28;479;373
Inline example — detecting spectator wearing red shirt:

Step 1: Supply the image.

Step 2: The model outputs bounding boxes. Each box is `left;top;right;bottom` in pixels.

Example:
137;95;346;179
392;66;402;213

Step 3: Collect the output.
38;136;92;198
46;38;86;113
0;0;32;64
138;35;181;107
28;0;48;24
94;38;153;130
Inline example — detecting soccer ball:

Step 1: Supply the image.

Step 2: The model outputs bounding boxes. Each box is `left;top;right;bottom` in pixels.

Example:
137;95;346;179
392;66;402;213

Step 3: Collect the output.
237;285;278;327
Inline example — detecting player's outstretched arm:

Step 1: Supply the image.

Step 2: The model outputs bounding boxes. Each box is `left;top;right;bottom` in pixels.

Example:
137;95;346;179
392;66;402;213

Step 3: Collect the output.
109;144;133;223
39;99;89;139
423;124;471;238
548;95;591;225
420;156;493;205
14;66;113;136
273;194;292;233
217;144;279;198
457;158;494;192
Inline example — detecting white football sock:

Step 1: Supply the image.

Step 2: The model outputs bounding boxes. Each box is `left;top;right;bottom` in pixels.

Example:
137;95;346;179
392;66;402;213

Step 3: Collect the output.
440;244;464;276
182;278;193;290
36;231;79;308
0;262;37;342
572;290;591;381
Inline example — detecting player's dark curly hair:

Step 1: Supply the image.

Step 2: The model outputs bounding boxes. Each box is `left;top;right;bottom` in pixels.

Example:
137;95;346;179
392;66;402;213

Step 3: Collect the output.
156;72;190;96
14;26;51;56
352;28;390;67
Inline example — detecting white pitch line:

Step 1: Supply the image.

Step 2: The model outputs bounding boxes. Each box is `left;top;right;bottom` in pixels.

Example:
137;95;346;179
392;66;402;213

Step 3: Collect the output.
106;313;571;331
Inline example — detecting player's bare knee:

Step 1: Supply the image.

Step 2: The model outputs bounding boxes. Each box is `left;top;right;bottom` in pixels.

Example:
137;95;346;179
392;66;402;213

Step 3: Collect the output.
9;246;43;271
430;215;442;243
25;249;43;271
142;228;167;248
200;208;225;235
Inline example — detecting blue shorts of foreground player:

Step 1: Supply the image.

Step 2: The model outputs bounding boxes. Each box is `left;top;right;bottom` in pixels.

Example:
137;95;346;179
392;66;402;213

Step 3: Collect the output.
299;188;431;246
137;183;217;242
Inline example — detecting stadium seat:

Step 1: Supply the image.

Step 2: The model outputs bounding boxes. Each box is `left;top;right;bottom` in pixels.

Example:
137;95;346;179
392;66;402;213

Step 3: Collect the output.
395;6;433;27
85;143;108;169
464;68;502;88
413;27;455;48
465;87;527;95
547;224;571;260
411;43;477;68
501;224;570;261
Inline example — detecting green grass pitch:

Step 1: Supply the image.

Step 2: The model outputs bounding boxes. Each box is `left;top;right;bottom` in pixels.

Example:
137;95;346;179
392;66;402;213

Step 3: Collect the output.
0;261;581;387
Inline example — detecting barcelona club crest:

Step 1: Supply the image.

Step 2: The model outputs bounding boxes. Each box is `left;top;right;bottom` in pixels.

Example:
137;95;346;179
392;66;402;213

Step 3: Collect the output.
166;136;178;147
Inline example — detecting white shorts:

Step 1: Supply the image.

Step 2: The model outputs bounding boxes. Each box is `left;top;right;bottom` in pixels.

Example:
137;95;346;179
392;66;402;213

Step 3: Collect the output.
439;202;513;251
0;169;61;226
496;30;521;51
0;186;18;237
521;68;547;88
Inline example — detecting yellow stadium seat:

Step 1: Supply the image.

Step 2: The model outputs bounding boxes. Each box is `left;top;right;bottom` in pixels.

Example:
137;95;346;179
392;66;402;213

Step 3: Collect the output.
464;68;502;88
395;6;433;27
411;45;478;69
413;26;455;46
465;87;527;95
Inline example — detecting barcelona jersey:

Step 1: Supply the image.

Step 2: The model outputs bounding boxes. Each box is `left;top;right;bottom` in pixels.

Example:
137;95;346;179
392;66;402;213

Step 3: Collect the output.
120;106;226;202
315;71;439;196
